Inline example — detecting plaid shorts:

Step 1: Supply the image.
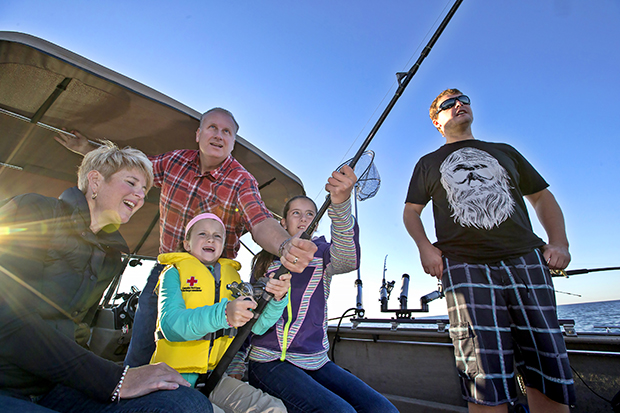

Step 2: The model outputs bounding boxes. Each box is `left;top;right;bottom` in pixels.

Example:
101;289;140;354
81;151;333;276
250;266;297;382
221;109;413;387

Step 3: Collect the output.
442;249;576;406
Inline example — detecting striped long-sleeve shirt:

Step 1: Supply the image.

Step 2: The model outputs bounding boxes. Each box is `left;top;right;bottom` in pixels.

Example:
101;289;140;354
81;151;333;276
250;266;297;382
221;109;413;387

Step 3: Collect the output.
249;199;359;370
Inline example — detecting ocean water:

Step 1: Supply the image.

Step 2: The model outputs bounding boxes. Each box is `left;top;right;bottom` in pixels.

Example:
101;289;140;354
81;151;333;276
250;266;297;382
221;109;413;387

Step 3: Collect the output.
557;299;620;333
337;299;620;334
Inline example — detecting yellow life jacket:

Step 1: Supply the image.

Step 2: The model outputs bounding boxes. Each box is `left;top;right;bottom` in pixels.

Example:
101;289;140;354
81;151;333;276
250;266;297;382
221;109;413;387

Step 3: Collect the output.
150;252;241;374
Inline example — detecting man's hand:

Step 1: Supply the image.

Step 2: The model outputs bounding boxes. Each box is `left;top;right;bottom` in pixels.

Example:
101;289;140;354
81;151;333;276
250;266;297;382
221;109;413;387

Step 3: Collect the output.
251;219;318;273
542;243;571;270
264;272;291;301
225;297;257;328
326;165;357;204
54;130;97;155
419;243;444;279
403;203;444;279
526;189;571;270
119;363;191;399
280;233;317;273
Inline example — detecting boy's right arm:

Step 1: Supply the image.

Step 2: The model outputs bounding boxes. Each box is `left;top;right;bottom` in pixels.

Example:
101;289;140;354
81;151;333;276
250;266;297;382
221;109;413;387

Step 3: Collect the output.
403;202;444;279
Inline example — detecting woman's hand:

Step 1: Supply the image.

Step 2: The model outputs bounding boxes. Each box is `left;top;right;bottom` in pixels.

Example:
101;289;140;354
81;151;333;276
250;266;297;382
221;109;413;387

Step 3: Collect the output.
119;363;191;399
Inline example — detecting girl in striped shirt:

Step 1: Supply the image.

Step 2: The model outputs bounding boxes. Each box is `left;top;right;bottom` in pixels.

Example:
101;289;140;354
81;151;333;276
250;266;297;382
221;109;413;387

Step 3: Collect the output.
247;165;398;413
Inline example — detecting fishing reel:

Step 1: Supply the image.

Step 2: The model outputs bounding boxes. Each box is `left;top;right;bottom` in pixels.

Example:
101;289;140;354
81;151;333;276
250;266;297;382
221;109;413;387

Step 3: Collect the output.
377;255;445;316
227;276;268;302
379;267;445;317
379;279;396;312
550;269;568;278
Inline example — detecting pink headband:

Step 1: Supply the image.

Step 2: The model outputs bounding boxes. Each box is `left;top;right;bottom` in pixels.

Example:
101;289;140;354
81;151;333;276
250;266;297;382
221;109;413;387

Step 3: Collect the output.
185;213;225;239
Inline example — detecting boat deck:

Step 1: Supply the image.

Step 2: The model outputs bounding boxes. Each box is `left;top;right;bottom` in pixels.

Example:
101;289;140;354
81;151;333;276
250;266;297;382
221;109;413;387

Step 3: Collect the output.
327;324;620;413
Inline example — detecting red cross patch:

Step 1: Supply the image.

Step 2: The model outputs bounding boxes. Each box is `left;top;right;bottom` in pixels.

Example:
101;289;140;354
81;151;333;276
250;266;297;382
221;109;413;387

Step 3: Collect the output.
186;276;198;287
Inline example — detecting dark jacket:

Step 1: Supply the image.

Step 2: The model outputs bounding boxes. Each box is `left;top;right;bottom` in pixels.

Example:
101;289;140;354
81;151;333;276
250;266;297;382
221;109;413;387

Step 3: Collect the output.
0;187;127;401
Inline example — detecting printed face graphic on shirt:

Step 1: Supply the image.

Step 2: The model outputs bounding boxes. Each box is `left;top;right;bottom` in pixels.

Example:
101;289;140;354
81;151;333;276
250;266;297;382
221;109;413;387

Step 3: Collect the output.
439;147;515;230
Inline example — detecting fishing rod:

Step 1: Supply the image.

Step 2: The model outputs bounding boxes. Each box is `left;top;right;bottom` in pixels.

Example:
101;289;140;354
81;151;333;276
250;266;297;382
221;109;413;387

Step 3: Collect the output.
363;265;620;324
379;255;395;312
353;186;365;318
551;266;620;278
199;0;464;395
376;262;444;318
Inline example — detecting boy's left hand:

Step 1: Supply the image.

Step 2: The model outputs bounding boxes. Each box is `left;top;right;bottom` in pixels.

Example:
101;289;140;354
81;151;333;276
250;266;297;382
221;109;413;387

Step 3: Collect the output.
265;272;291;301
326;165;357;204
226;297;258;328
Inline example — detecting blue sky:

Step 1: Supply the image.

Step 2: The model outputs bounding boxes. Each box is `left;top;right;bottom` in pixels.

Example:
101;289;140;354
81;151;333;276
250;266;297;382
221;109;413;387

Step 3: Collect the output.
2;0;619;319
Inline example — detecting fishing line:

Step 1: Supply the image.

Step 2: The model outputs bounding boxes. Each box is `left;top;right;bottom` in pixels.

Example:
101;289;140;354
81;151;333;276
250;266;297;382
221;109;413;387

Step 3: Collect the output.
0;264;78;323
570;365;612;405
554;289;581;297
200;0;464;395
400;1;454;74
312;0;456;204
330;307;358;364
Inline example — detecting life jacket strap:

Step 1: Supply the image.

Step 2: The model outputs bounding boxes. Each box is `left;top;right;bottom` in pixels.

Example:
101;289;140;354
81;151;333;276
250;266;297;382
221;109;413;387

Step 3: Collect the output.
155;327;237;341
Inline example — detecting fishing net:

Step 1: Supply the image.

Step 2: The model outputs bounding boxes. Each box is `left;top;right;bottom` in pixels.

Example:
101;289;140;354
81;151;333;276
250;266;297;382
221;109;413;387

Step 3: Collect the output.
338;150;381;201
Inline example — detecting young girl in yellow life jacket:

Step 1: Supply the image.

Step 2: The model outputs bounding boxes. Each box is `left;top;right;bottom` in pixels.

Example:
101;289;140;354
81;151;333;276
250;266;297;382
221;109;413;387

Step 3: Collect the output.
150;212;290;413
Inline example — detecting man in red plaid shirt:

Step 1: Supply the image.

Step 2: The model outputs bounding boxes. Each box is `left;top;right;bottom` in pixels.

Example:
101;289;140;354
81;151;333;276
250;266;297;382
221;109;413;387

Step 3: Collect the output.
56;107;317;366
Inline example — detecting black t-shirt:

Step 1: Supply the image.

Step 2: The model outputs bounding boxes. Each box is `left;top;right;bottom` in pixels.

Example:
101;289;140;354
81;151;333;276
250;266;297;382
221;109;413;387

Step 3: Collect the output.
406;140;547;263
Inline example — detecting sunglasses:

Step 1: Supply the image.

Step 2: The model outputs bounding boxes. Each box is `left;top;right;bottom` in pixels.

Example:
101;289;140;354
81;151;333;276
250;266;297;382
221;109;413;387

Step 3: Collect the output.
435;95;470;116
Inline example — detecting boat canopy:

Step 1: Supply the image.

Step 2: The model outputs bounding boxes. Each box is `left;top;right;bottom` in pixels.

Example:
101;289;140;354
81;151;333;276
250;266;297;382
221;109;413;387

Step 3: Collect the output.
0;31;304;258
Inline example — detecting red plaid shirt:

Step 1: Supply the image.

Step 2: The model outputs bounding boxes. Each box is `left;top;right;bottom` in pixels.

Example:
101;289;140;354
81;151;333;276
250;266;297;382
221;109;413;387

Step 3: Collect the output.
149;150;272;257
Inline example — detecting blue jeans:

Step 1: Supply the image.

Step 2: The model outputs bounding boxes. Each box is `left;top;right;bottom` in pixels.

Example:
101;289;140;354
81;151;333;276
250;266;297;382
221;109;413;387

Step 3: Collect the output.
0;384;212;413
124;263;164;367
249;360;398;413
